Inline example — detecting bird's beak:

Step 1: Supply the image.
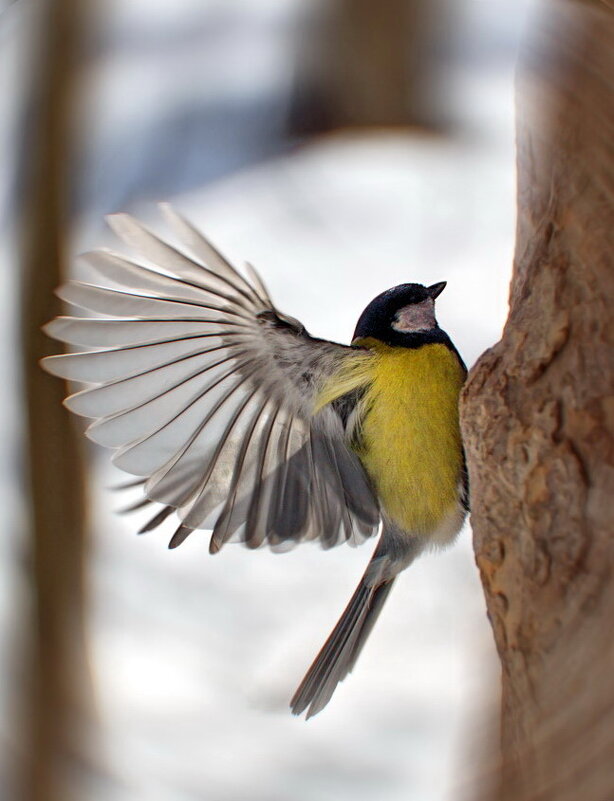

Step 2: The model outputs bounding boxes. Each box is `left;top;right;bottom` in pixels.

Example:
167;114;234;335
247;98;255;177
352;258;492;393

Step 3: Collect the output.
427;281;446;299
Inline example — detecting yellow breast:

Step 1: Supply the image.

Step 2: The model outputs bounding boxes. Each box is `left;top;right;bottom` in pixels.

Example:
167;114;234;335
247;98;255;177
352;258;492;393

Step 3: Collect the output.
357;342;465;534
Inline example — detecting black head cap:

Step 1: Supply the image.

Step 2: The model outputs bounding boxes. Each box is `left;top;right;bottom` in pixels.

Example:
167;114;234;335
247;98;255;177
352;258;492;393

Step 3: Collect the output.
352;282;446;345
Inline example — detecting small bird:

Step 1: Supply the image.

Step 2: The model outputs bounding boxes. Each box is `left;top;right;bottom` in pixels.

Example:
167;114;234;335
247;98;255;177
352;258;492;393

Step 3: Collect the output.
43;207;469;718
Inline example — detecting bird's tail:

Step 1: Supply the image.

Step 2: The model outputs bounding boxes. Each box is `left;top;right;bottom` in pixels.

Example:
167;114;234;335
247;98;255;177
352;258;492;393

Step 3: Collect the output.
290;564;395;719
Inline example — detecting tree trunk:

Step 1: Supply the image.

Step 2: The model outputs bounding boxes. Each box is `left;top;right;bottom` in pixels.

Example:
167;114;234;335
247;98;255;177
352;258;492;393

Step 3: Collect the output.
17;2;93;800
288;0;446;134
460;1;614;799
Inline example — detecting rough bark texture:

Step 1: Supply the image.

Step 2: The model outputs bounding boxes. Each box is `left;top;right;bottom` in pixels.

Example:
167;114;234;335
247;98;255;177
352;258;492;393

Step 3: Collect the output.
17;2;93;800
460;1;614;799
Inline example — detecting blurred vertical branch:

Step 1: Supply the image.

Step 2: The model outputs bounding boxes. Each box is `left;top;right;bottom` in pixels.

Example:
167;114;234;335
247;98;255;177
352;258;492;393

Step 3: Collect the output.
289;0;446;134
17;0;93;800
461;0;614;798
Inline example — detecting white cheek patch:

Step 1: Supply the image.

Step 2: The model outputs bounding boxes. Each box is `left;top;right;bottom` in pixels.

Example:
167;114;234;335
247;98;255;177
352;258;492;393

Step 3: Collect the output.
392;299;436;333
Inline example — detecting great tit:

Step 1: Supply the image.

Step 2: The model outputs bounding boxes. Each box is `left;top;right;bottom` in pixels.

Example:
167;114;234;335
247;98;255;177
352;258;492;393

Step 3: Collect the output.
43;207;469;719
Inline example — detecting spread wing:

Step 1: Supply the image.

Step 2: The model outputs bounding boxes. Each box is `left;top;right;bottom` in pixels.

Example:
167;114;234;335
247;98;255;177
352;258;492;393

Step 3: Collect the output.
42;206;380;552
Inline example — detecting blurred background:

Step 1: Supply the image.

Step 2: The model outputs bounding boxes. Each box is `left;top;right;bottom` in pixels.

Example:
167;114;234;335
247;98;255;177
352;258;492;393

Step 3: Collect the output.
0;0;530;799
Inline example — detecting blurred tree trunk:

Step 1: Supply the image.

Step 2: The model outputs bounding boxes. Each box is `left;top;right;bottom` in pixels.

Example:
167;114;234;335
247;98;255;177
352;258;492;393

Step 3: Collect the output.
460;1;614;799
289;0;447;134
17;1;93;800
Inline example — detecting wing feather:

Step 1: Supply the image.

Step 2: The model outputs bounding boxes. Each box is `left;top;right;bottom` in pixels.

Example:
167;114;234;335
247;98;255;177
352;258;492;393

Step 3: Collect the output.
56;282;254;322
159;204;268;305
81;249;257;313
42;208;380;551
44;317;226;348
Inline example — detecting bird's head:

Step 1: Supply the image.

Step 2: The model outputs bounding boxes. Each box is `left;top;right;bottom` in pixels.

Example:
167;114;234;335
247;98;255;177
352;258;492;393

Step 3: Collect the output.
352;282;446;346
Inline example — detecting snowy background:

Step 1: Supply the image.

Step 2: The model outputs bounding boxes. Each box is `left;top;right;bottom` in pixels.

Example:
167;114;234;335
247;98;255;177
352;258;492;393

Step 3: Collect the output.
0;1;531;799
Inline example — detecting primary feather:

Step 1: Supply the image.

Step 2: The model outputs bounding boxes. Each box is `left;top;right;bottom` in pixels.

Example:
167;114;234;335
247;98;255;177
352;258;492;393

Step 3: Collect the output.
43;207;380;552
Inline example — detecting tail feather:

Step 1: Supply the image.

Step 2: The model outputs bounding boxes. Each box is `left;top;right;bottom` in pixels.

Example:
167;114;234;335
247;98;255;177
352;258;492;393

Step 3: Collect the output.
290;575;395;718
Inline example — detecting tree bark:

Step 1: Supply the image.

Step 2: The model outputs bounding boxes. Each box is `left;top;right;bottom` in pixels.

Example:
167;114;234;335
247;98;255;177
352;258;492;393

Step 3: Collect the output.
17;2;93;800
460;1;614;799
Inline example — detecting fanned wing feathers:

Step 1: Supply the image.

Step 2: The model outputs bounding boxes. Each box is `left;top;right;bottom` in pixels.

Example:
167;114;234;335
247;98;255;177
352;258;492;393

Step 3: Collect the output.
43;208;380;551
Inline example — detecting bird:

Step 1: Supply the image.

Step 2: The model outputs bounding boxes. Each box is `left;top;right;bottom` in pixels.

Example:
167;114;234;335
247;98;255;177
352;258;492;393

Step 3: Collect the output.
42;206;469;718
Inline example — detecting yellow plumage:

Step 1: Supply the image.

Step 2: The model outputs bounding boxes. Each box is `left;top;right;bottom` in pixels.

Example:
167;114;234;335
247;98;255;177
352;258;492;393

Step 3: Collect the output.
313;351;375;412
316;339;465;535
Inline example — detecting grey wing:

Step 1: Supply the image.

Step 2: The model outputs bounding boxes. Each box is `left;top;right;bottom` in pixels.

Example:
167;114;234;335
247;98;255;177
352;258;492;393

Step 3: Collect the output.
42;206;380;552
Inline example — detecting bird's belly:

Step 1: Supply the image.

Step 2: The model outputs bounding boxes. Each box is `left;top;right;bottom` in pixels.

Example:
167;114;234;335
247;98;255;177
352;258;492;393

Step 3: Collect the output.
359;344;466;536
